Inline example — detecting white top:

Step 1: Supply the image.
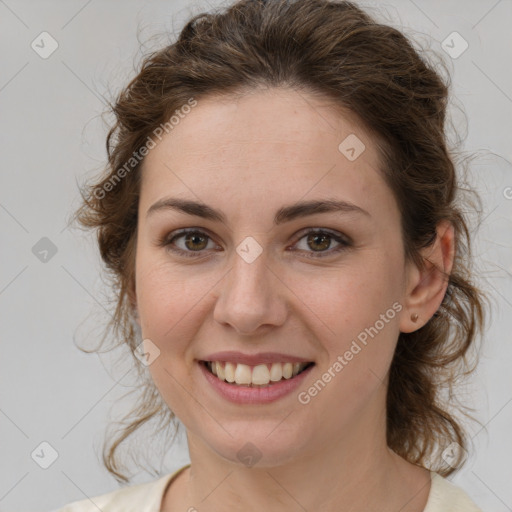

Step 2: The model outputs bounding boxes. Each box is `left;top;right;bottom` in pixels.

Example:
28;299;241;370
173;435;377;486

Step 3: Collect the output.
53;464;483;512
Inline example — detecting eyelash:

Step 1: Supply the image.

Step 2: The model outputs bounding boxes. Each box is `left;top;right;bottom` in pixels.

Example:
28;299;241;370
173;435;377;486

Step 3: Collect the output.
158;228;351;259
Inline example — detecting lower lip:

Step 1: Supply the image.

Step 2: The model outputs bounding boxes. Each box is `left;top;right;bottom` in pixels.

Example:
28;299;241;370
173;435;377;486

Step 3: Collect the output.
199;362;314;404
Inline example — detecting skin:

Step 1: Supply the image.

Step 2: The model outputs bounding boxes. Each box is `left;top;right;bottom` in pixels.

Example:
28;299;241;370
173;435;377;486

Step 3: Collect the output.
132;87;455;512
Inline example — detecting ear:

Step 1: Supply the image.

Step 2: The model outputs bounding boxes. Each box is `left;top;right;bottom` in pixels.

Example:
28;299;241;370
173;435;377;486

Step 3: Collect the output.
399;220;455;333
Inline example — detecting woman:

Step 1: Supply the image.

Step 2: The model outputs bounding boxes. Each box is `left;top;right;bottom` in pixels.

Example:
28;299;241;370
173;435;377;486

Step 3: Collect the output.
57;0;487;510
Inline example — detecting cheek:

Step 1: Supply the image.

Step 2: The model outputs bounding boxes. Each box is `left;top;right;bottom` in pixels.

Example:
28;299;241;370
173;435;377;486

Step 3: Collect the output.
303;253;403;333
300;250;404;387
134;253;220;351
134;258;214;418
296;270;402;424
137;272;189;332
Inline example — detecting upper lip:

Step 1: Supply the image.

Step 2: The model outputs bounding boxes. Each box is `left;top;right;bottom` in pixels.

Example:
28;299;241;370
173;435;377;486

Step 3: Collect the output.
200;351;314;365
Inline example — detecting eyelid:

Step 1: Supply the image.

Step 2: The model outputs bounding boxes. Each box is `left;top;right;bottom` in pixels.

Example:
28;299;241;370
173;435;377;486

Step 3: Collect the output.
287;228;351;257
291;226;351;244
160;226;352;259
161;227;220;258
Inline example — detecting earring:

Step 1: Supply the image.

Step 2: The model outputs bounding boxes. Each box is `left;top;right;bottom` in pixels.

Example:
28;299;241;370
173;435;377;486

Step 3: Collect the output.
411;313;419;323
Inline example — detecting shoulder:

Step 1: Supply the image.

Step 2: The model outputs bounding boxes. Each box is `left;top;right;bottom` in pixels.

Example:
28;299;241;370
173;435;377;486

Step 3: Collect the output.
52;465;190;512
424;471;483;512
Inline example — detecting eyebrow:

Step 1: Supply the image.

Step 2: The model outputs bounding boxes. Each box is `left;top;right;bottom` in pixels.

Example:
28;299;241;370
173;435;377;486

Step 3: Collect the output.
146;197;370;224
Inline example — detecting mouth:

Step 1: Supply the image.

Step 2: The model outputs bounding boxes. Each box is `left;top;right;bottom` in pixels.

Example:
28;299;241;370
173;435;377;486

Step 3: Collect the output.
200;360;315;388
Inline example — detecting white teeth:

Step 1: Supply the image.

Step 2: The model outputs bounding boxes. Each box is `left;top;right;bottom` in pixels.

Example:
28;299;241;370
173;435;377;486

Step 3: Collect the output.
215;361;225;380
234;364;252;385
207;361;310;386
224;362;236;383
269;362;282;382
282;362;293;379
252;364;271;385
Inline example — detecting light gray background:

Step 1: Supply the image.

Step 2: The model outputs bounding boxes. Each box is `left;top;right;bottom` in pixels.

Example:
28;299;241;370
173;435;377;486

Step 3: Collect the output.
1;1;511;511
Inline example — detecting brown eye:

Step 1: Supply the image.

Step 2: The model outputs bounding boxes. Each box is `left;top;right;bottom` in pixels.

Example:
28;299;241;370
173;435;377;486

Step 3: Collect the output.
161;228;218;258
160;228;350;260
292;229;351;258
306;232;332;252
183;232;209;251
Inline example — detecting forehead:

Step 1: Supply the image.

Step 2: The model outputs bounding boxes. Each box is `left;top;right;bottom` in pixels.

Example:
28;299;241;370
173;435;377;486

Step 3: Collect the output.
139;87;397;224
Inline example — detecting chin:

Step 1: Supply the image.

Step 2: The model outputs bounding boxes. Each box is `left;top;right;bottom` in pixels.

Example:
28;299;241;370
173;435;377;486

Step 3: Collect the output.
204;426;313;469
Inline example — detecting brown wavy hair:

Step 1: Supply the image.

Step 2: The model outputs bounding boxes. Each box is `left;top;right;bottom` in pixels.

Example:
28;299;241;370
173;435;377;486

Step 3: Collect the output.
73;0;488;482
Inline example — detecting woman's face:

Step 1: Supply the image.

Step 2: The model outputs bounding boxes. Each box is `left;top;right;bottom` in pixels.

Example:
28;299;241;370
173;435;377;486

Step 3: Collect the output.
134;87;415;467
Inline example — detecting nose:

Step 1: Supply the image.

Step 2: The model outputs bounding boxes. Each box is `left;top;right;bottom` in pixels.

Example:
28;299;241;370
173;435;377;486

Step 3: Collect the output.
213;245;288;336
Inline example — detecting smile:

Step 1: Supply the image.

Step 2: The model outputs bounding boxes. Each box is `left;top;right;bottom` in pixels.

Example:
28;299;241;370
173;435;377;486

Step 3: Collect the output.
202;360;314;387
